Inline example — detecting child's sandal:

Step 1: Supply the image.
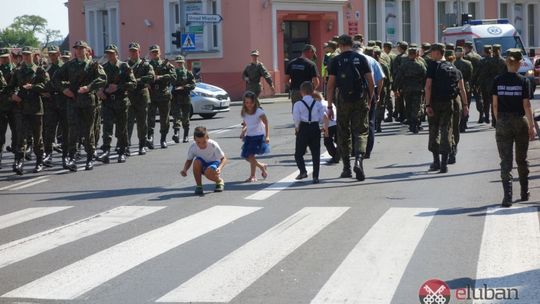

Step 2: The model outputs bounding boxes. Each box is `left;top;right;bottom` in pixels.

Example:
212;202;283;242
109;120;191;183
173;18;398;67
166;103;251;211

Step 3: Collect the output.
245;177;257;183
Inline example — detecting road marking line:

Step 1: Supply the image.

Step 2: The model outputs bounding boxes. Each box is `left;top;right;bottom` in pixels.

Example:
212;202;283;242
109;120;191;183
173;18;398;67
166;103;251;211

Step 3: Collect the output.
0;176;49;191
0;207;73;230
2;206;261;300
310;207;438;304
473;207;540;304
10;179;50;190
0;206;164;269
245;152;330;201
209;124;241;134
156;206;349;303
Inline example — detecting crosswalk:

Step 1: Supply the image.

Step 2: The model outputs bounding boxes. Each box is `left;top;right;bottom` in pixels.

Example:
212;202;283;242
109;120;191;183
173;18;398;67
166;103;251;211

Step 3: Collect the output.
0;205;538;303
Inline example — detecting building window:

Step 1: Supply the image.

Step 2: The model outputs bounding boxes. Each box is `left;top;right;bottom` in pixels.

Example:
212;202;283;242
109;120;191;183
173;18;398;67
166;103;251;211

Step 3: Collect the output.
467;2;477;19
85;1;120;56
166;0;222;54
514;4;523;36
499;3;508;19
402;0;411;43
368;0;377;40
528;4;535;46
437;1;447;40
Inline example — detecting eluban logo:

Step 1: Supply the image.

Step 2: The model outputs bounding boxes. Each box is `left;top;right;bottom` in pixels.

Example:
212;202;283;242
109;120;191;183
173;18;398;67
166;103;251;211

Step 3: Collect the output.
419;279;451;304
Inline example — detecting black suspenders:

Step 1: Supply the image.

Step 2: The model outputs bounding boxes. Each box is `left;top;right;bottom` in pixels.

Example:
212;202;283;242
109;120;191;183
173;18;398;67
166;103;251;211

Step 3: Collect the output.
300;99;316;122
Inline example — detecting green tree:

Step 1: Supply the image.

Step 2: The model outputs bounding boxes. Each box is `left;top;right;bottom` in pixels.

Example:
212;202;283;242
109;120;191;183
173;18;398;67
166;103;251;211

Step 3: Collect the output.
43;29;62;48
11;15;48;33
0;15;62;48
0;27;40;48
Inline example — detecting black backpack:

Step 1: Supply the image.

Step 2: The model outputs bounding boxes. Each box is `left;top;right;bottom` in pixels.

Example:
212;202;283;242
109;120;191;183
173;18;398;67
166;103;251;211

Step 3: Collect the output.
335;53;367;102
432;61;460;100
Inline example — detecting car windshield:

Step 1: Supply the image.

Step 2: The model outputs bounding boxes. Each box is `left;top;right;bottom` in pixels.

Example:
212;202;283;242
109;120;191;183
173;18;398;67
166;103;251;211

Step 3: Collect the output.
474;36;525;55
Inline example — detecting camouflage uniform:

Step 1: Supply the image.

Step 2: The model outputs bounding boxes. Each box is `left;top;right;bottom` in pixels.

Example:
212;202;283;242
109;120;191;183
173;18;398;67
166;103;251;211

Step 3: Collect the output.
127;45;155;154
0;50;16;168
375;51;391;131
477;46;494;123
391;44;408;121
171;56;195;143
242;54;273;97
454;55;473;133
463;43;483;121
147;46;176;148
7;51;49;174
99;46;136;161
53;41;107;170
394;53;427;133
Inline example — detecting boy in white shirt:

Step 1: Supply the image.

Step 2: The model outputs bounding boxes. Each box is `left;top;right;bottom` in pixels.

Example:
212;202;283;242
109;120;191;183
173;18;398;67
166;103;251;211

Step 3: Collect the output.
180;126;227;195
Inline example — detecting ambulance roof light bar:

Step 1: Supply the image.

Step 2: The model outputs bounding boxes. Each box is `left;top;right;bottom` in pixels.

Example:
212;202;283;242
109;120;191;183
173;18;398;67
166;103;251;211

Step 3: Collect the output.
469;19;510;25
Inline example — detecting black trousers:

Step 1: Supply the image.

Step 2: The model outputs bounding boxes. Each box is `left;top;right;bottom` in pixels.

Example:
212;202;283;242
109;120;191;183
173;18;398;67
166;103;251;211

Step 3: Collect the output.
295;122;321;179
324;125;339;161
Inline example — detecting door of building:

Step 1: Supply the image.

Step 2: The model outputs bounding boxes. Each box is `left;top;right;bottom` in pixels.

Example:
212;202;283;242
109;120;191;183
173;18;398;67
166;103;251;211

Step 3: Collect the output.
283;21;310;70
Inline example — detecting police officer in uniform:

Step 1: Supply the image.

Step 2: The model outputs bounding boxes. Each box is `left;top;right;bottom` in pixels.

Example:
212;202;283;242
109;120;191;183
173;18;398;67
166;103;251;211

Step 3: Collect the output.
0;48;16;169
42;45;69;168
96;44;136;164
242;50;274;98
394;47;427;134
8;46;49;174
147;44;176;149
326;34;374;181
127;42;155;156
454;46;473;132
171;55;195;143
425;43;468;173
463;41;483;123
492;49;536;207
53;40;107;171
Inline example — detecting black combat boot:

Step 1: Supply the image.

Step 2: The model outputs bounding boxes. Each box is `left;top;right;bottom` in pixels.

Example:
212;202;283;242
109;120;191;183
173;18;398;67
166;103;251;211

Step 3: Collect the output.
484;114;490;124
43;153;53;167
85;154;94;170
146;135;154;150
383;116;393;123
501;180;513;207
33;155;44;173
138;142;147;155
477;113;484;123
14;154;24;175
172;128;180;143
125;146;131;157
353;156;365;181
118;148;127;163
448;146;457;165
340;158;352;178
183;127;190;143
520;179;530;201
97;148;110;164
160;134;168;149
25;146;32;161
439;153;449;173
67;157;78;172
429;153;440;172
62;156;69;169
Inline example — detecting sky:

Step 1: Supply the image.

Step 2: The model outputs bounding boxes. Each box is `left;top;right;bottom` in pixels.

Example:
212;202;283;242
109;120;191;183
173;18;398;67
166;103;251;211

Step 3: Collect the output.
0;0;69;41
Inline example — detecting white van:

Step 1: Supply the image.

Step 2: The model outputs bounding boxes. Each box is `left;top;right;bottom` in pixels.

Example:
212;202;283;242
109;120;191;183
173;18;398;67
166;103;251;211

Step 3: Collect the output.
443;19;536;96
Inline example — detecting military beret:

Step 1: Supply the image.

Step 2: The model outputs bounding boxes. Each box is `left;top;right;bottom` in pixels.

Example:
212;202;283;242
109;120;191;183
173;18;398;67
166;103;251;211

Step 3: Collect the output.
0;48;10;58
104;44;119;53
507;48;523;61
444;50;455;58
250;49;260;56
383;41;393;48
149;44;160;52
61;50;71;58
128;42;140;50
492;44;502;50
337;34;353;46
430;43;445;52
421;42;431;50
72;40;89;49
483;44;492;51
21;46;33;54
174;55;185;62
455;46;464;53
464;41;474;47
445;43;455;50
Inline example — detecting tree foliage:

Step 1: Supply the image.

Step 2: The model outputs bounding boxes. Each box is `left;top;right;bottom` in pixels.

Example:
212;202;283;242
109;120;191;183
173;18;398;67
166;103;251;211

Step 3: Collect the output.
0;14;62;48
0;27;40;48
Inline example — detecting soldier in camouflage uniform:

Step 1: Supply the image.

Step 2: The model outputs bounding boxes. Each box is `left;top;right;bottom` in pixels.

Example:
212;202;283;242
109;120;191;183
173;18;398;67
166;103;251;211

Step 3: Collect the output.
53;40;107;172
147;44;176;149
171;55;195;143
242;50;274;98
477;45;494;124
392;41;408;122
382;42;396;122
7;47;49;175
0;48;16;170
394;47;426;134
454;46;473;133
127;42;155;156
444;49;467;165
42;45;69;168
96;44;136;164
490;44;507;127
463;41;483;123
374;47;391;132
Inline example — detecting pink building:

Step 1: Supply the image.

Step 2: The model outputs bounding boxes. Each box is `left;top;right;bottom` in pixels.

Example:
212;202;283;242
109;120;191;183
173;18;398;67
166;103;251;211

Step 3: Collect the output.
67;0;539;99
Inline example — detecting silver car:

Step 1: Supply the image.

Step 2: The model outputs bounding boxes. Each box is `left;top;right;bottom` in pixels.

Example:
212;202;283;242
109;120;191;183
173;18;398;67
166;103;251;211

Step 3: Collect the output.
190;82;230;119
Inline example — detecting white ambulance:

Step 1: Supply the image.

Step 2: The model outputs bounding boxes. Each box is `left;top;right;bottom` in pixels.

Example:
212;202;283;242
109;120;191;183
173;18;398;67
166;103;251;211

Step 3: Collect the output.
442;19;536;96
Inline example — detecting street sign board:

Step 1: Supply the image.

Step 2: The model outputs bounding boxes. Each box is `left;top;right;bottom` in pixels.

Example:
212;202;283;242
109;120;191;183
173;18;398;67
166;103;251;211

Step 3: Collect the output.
187;14;223;23
181;33;196;50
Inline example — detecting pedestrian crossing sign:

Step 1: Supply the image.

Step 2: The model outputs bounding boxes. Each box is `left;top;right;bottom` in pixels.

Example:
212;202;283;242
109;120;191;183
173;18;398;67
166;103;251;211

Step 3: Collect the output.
181;33;196;50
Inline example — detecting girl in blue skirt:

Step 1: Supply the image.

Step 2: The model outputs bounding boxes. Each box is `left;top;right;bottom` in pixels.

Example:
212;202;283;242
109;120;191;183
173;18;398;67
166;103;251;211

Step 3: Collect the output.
240;91;270;182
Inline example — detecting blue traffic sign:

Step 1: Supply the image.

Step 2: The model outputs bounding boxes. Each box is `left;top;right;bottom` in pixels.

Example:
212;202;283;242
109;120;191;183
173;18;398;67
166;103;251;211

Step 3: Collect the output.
181;33;196;50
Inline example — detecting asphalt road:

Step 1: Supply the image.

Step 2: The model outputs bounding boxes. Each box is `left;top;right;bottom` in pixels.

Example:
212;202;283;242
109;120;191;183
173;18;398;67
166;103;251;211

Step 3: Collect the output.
0;93;539;304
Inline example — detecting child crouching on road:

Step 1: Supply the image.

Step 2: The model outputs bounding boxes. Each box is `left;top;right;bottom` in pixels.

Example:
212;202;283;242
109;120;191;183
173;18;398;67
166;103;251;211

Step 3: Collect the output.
180;126;227;195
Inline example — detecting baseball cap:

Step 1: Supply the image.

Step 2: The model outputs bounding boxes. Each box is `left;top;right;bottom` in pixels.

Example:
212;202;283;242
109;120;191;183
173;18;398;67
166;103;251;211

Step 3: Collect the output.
506;48;523;61
455;46;464;53
128;42;140;50
61;50;71;58
421;42;432;50
250;49;260;56
72;40;89;49
47;45;60;54
21;46;33;54
0;48;10;58
444;50;455;58
104;44;119;53
492;44;502;50
430;43;445;52
383;41;393;48
174;55;185;62
149;44;160;52
464;41;474;48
